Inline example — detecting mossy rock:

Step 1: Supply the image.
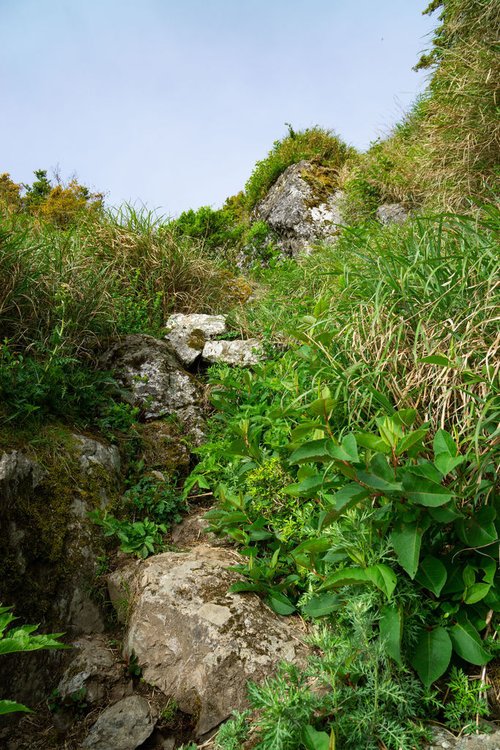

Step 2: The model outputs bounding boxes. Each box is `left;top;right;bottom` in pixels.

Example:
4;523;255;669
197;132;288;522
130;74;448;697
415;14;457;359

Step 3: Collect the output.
0;425;122;628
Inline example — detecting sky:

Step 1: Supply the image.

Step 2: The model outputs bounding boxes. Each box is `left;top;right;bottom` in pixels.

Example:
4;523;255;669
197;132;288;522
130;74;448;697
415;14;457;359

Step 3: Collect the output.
0;1;437;217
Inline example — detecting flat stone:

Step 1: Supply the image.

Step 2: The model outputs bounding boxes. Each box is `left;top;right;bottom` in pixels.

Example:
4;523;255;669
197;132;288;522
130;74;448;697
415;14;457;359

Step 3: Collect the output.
165;314;227;367
202;339;263;366
82;695;155;750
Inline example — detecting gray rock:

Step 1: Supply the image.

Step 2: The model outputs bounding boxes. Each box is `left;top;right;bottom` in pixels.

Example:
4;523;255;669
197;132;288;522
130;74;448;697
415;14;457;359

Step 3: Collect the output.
57;635;128;704
202;338;263;366
254;160;344;256
376;203;408;225
428;727;500;750
82;695;156;750
0;450;43;504
108;545;307;736
100;334;205;441
165;313;227;367
72;435;121;476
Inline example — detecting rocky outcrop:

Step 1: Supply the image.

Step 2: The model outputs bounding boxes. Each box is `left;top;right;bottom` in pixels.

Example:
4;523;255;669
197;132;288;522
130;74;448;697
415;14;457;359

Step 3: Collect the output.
0;432;122;707
165;314;264;369
108;545;307;736
254;160;344;255
100;334;205;441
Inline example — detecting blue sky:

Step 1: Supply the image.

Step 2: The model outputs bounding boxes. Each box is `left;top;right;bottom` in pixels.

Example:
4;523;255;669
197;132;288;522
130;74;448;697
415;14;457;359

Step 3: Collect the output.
0;1;436;216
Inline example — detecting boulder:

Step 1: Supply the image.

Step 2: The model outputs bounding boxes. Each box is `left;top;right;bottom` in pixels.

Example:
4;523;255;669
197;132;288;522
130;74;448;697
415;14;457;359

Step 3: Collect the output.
82;695;156;750
202;338;263;366
108;545;307;736
254;160;344;255
100;334;205;441
165;313;227;367
376;203;408;225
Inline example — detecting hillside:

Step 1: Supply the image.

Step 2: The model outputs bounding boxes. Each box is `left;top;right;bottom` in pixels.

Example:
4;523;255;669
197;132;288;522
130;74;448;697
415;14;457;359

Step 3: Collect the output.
0;1;499;749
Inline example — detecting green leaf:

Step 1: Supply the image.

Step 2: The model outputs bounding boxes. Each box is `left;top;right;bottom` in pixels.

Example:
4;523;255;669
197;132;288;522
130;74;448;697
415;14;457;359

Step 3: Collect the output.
302;594;341;618
0;700;31;715
418;355;454;367
365;564;397;599
391;522;424;579
410;627;452;687
318;564;396;599
318;567;371;591
321;484;370;527
380;605;403;665
449;616;491;665
302;725;332;750
433;429;465;475
308;397;337;417
289;439;334;464
415;555;447;596
396;428;428;456
355;432;391;454
456;506;497;548
401;471;454;506
394;409;418;427
266;591;296;616
328;434;359;463
464;582;491;605
429;505;462;522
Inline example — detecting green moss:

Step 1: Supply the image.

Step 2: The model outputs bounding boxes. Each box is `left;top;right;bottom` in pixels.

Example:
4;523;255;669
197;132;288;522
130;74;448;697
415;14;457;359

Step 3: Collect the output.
0;424;121;625
301;162;339;209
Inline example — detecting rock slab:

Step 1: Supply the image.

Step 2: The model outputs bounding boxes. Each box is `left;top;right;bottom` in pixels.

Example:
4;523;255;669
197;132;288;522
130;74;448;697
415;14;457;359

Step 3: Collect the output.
108;545;306;736
82;695;155;750
202;338;263;366
165;313;227;367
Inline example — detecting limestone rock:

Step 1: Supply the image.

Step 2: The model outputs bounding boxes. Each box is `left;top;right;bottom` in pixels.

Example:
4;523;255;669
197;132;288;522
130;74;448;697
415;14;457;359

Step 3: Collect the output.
108;545;307;736
254;160;344;255
57;635;129;705
376;203;408;225
428;727;500;750
100;334;205;440
72;434;121;476
202;338;263;366
82;695;156;750
165;313;227;367
0;450;43;504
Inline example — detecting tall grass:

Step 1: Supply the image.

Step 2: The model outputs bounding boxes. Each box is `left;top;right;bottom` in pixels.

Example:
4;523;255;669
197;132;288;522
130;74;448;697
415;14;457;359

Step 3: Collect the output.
0;205;248;422
238;208;499;446
0;206;246;358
